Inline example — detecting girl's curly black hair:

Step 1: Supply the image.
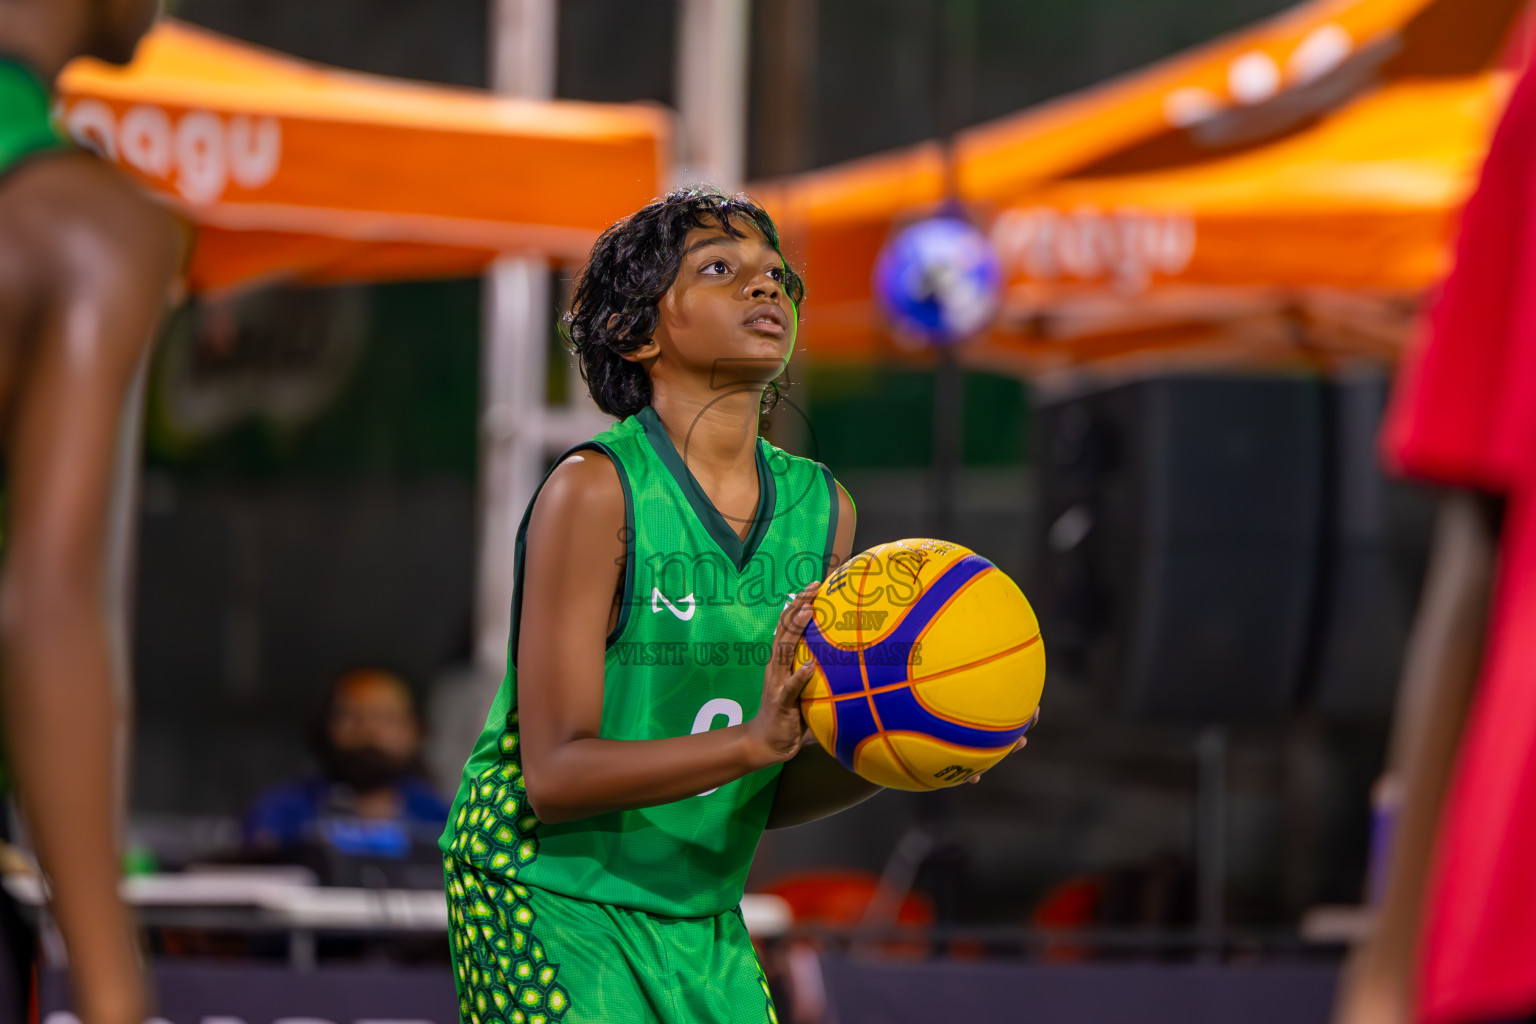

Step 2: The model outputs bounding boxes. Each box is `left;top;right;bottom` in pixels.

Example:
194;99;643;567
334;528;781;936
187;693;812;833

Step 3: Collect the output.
562;187;806;420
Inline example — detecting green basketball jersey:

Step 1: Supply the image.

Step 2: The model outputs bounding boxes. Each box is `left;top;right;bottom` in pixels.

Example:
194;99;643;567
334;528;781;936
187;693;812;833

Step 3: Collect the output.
442;404;840;918
0;58;66;179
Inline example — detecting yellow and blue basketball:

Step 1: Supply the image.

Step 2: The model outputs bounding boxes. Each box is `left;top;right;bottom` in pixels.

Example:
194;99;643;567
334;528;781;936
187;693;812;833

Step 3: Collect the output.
797;538;1045;791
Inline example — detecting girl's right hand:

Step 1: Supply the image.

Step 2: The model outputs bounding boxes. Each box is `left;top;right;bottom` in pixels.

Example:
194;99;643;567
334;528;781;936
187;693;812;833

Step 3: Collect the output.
746;581;822;766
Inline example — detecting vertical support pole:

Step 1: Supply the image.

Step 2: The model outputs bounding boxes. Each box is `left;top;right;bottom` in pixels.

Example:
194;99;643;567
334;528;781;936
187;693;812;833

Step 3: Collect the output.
938;0;977;149
476;259;551;689
750;0;816;180
932;347;963;539
675;0;750;190
475;0;557;710
928;0;975;541
751;0;818;455
1196;723;1228;958
290;928;317;973
491;0;558;96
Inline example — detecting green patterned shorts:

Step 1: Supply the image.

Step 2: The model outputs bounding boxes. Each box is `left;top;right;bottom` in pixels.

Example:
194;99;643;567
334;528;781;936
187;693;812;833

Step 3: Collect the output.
444;857;778;1024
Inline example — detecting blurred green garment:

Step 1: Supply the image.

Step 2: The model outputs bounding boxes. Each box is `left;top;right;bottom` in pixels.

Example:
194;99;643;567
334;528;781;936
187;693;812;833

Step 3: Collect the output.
0;58;66;177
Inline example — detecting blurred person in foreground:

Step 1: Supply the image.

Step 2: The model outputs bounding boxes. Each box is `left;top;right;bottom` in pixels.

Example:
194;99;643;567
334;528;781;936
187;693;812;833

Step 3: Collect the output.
244;669;448;858
0;1;181;1022
1335;65;1536;1024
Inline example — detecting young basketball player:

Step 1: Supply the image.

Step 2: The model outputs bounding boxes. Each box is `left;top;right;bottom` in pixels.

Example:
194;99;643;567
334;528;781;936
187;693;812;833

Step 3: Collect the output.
443;189;1020;1023
0;2;180;1022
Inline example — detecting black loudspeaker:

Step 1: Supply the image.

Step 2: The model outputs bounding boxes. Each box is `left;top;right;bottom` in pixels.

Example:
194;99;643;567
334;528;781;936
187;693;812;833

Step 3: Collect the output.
1306;370;1434;720
1030;373;1325;721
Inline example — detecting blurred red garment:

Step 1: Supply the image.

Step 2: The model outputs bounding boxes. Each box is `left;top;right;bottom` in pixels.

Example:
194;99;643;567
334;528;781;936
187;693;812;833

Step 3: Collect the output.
762;869;934;929
1030;875;1105;964
760;870;935;961
1383;64;1536;1024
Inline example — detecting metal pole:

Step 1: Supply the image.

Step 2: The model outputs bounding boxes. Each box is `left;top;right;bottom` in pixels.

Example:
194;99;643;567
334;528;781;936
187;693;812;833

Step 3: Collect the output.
474;1;557;710
750;0;816;180
476;260;551;687
1196;724;1228;957
751;0;817;455
932;348;962;539
491;0;558;97
929;0;973;540
675;0;750;190
917;0;978;924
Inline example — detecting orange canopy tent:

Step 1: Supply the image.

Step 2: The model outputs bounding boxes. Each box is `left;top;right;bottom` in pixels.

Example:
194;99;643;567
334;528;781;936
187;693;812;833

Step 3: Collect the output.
755;0;1525;367
987;79;1502;296
55;21;670;294
974;73;1509;368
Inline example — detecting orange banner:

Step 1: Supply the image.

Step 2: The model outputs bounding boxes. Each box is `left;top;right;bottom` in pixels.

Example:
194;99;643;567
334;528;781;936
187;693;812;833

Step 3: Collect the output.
58;21;671;293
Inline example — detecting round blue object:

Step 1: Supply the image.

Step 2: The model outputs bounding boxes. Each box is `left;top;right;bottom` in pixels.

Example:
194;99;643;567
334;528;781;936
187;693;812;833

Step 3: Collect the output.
873;216;1002;346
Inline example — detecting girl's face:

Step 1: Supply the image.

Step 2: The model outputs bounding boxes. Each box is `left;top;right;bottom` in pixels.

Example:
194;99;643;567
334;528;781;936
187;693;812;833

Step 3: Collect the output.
641;219;797;390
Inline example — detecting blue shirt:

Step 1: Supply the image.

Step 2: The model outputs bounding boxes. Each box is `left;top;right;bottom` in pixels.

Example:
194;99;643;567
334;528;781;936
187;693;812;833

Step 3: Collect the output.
243;776;450;857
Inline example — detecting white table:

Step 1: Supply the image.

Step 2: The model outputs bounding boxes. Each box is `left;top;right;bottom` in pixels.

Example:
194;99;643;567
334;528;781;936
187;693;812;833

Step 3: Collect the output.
5;870;793;968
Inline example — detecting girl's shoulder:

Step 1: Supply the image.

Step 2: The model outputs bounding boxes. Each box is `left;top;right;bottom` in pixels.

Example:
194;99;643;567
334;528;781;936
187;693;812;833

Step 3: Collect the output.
528;446;626;542
757;435;833;475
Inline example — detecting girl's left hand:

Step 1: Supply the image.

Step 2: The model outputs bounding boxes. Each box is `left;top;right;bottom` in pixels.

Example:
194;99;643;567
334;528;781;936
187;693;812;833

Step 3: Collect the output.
968;705;1040;784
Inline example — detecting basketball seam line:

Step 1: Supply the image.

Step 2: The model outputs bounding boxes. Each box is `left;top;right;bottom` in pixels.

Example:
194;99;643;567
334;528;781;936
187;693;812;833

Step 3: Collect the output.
877;549;977;642
865;564;1029;737
905;568;1033;732
884;567;1013;781
816;552;989;654
858;638;924;788
803;633;1042;719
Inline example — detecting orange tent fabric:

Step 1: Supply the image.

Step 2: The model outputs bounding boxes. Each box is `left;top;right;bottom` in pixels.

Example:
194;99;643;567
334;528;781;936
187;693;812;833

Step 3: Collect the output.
756;0;1524;365
56;21;670;294
991;76;1506;298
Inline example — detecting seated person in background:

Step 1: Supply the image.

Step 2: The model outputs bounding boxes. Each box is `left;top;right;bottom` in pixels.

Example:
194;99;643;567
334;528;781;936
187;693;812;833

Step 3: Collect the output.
243;668;449;861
